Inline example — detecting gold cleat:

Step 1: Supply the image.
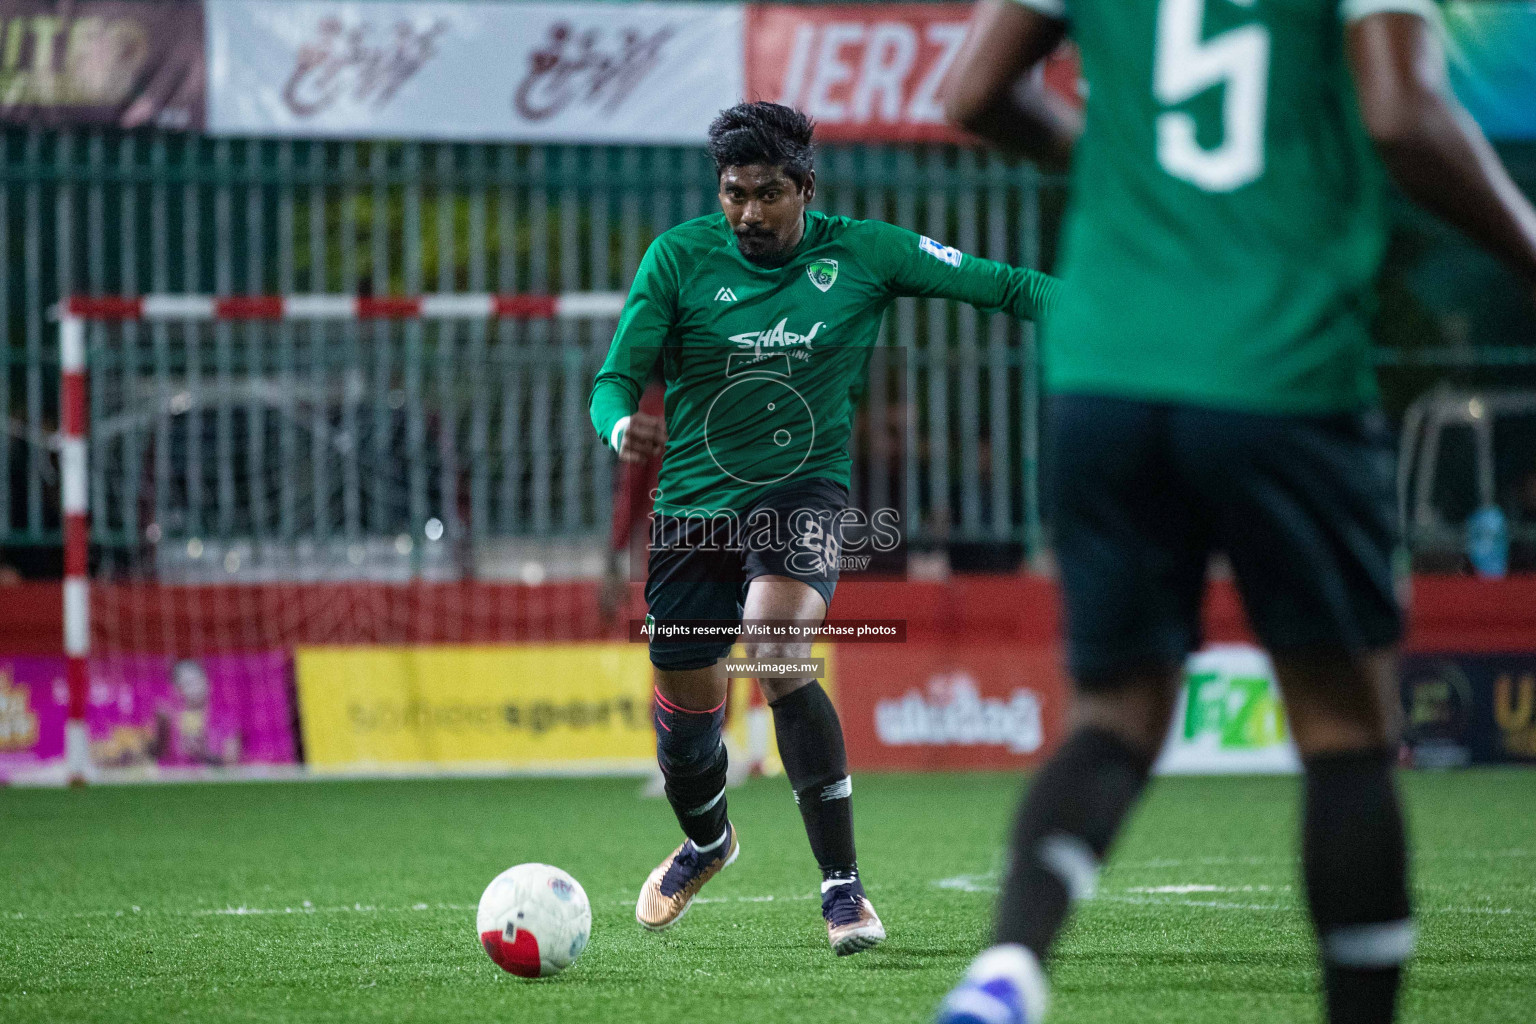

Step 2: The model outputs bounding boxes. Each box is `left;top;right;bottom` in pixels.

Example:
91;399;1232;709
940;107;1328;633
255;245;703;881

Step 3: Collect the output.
824;886;886;956
635;823;740;931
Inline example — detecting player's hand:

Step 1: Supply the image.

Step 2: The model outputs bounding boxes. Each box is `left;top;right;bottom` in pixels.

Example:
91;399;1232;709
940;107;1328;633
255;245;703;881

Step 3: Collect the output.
618;412;666;464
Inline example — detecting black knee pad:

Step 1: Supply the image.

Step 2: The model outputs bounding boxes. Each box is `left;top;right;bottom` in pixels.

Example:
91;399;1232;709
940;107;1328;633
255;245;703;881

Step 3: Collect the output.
653;690;726;774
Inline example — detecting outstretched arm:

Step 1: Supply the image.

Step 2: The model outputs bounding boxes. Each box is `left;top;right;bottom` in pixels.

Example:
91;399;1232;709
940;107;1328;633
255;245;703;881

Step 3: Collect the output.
943;0;1079;171
1348;9;1536;286
873;221;1061;322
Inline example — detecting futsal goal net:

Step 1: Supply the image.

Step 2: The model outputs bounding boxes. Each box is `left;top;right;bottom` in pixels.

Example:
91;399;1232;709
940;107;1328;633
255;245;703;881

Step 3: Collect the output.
54;291;664;783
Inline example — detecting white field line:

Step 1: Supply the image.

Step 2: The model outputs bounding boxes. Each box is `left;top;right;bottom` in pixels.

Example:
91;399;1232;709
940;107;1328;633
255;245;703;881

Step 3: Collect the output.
933;874;996;894
7;869;1529;923
929;875;1290;912
1125;884;1287;894
3;901;479;922
1110;848;1533;871
1102;894;1288;912
1115;856;1289;870
2;893;817;923
5;762;658;789
928;875;1526;916
201;902;477;917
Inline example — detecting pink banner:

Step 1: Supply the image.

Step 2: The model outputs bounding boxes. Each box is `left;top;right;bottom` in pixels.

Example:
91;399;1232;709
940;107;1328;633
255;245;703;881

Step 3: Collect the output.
0;653;294;781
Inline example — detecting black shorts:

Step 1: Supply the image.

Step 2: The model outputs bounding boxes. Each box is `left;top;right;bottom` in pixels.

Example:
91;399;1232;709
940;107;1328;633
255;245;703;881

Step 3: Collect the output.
1050;395;1404;686
644;476;848;670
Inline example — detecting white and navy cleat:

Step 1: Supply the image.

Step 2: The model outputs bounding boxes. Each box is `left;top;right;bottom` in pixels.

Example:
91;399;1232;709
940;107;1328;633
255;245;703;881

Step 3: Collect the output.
935;944;1049;1024
822;878;886;955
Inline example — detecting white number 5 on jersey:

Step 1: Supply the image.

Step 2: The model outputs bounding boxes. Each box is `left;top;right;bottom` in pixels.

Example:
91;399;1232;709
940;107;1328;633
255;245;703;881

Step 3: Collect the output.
1154;0;1270;192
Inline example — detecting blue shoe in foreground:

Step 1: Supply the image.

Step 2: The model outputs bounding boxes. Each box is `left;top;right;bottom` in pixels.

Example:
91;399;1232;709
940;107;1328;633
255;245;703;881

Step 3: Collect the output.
936;944;1049;1024
635;823;739;931
822;878;886;955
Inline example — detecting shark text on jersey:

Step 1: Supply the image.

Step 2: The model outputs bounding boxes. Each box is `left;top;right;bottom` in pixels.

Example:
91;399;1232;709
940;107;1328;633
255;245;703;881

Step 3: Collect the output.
728;318;825;360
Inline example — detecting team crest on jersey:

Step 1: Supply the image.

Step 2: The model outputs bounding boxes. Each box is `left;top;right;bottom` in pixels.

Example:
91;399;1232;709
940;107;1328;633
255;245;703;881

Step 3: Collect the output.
919;236;963;268
806;258;839;293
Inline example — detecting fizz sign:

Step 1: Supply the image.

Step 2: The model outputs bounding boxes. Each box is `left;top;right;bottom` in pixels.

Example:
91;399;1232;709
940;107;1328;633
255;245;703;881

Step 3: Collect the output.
1153;645;1300;775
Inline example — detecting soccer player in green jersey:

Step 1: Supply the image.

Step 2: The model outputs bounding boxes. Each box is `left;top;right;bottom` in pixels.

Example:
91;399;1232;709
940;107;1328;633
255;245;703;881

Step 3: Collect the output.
590;101;1059;955
935;1;1536;1022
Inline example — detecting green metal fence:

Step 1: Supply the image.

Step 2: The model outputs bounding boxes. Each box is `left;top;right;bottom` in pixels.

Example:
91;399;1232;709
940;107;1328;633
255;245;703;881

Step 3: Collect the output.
13;126;1534;575
3;127;1054;566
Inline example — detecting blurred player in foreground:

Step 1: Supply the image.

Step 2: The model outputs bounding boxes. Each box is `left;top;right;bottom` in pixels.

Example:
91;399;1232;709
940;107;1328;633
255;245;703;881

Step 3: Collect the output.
935;1;1536;1022
590;101;1059;955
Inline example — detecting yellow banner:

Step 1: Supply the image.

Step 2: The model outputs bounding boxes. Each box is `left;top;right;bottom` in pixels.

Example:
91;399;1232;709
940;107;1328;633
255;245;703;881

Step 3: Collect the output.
294;643;831;773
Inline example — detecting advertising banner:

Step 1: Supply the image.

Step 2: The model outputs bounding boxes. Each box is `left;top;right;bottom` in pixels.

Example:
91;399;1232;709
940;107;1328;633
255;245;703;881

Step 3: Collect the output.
0;0;204;129
837;642;1066;770
294;642;829;773
1153;645;1300;775
206;0;744;142
1400;653;1536;767
0;653;295;782
745;4;1079;144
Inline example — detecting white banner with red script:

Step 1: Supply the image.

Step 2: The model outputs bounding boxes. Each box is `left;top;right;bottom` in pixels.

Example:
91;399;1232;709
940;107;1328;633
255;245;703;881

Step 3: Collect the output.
745;3;1080;144
205;0;745;142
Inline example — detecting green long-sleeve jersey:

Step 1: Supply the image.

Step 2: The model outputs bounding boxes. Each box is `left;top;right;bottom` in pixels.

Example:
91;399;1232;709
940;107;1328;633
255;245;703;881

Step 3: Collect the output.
590;210;1060;514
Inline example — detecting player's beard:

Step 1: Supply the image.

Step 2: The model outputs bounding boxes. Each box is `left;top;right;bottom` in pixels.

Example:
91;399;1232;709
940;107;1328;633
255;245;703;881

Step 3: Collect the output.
736;228;793;267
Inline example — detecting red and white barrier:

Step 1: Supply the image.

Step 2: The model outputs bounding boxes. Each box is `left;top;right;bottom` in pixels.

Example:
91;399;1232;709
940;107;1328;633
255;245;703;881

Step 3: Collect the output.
63;292;626;322
55;291;626;785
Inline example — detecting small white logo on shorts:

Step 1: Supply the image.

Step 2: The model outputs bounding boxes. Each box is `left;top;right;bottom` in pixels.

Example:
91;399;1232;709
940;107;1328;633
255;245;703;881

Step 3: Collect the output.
787;514;840;575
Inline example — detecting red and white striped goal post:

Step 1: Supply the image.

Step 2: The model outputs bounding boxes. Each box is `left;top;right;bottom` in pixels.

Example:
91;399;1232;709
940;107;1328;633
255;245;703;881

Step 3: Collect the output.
55;290;625;784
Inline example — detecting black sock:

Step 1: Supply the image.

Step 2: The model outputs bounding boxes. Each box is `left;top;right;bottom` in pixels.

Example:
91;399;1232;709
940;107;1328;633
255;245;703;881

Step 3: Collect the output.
769;682;857;879
654;689;730;848
1303;748;1413;1024
995;727;1153;955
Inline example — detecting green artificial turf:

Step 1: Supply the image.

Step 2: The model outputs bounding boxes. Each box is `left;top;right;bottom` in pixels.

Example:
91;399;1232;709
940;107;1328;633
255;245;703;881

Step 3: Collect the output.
2;770;1533;1023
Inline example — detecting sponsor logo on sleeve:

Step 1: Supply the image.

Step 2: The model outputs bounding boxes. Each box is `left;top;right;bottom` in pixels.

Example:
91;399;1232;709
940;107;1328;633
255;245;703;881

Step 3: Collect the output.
919;235;962;267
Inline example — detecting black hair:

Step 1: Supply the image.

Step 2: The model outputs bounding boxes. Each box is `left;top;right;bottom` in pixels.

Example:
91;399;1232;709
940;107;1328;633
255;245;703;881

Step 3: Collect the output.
707;102;816;186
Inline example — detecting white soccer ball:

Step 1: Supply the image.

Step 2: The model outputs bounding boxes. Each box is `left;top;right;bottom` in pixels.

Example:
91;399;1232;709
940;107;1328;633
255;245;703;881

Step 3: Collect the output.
476;863;591;978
